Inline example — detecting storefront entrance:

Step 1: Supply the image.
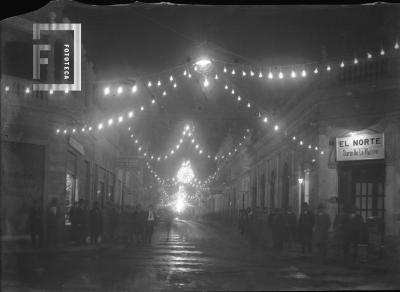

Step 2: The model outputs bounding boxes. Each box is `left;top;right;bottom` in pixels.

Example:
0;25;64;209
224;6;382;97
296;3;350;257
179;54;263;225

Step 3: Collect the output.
337;160;385;221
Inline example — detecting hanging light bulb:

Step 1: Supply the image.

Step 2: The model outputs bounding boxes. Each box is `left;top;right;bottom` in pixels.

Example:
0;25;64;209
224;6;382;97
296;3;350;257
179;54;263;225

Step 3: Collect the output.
242;71;246;76
263;117;268;123
140;106;144;111
162;91;167;96
147;81;152;87
131;85;137;93
169;75;174;82
395;42;399;49
274;125;279;131
128;111;134;118
268;72;273;79
25;87;30;94
223;67;227;73
194;65;198;71
118;116;123;123
340;61;345;68
247;102;251;108
299;141;303;146
104;87;110;95
354;58;358;64
157;80;161;87
224;84;228;90
88;127;92;131
367;52;372;59
250;70;254;76
258;71;263;78
151;99;155;104
65;88;69;94
292;136;296;140
301;69;307;77
214;74;219;80
173;82;177;88
108;118;114;126
49;89;54;95
231;69;236;75
203;78;209;87
98;123;103;130
231;89;235;95
117;86;123;94
183;70;187;76
380;48;385;56
314;68;319;74
326;65;331;71
278;72;284;79
237;96;241;101
5;86;10;92
291;70;297;78
188;73;192;78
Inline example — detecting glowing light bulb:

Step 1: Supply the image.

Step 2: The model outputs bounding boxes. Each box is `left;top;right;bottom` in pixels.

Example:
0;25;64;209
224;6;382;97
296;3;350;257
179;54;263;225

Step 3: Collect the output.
214;74;219;80
169;75;174;81
98;123;103;130
263;117;268;123
274;125;279;131
300;141;303;146
250;70;254;76
49;89;54;95
188;73;192;78
367;52;372;59
268;72;273;79
63;129;67;134
326;65;331;71
292;136;296;140
183;70;187;76
380;49;385;56
117;86;123;94
395;42;399;49
128;111;134;118
258;71;263;78
314;68;319;74
301;70;307;77
247;103;251;108
340;61;345;68
223;67;227;73
231;89;235;95
203;78;209;87
148;81;152;87
279;72;284;79
291;71;296;78
224;84;228;90
25;87;30;94
65;89;69;94
131;85;137;93
140;106;144;111
88;127;92;131
231;69;236;75
173;83;177;88
118;116;123;123
157;80;161;87
108;118;113;126
162;91;166;96
354;58;358;64
151;99;155;104
56;129;60;134
242;71;246;76
104;87;110;95
237;96;241;101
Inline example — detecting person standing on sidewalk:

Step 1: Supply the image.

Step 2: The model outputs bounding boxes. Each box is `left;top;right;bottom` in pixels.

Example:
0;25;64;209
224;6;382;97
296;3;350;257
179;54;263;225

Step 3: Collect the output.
298;202;315;254
75;199;86;246
145;205;156;244
46;198;60;248
345;207;364;261
314;204;331;261
28;199;43;248
69;201;78;244
90;202;103;245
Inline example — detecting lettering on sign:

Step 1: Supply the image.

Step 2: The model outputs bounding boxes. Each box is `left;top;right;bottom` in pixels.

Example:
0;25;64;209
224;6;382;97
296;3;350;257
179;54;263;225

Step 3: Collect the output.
336;133;384;161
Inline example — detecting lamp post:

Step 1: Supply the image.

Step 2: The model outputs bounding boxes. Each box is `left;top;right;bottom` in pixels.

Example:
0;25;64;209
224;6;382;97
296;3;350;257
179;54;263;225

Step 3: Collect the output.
298;178;304;216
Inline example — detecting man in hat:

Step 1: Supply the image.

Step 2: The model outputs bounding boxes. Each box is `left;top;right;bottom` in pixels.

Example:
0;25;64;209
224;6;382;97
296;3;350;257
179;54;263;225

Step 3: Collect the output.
298;202;315;254
314;204;331;260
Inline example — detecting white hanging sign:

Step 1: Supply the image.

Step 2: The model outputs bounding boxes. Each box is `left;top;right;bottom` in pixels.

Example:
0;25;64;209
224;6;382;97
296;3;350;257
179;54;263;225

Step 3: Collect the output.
336;133;384;161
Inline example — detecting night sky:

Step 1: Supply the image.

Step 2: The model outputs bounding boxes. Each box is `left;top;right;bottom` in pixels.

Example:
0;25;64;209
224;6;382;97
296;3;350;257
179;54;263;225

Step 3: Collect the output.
20;2;400;180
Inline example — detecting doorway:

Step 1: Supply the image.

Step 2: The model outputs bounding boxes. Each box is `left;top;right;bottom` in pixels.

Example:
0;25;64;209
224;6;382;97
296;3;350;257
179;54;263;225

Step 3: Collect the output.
338;160;385;221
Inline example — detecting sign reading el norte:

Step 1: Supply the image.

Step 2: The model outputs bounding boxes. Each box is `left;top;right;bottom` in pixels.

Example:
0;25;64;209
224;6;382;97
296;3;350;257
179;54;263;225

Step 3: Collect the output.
336;133;384;161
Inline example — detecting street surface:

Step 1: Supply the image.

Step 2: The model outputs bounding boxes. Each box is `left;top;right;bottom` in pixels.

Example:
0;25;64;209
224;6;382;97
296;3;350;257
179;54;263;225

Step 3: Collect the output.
2;218;399;291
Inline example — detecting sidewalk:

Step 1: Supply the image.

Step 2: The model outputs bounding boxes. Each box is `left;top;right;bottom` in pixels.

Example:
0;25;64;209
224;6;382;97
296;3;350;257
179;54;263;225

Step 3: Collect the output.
197;216;400;273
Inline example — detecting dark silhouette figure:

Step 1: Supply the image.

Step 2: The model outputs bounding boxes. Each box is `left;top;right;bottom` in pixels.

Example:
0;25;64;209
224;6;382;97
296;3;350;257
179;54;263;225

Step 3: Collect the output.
90;202;103;245
284;206;297;250
298;203;315;254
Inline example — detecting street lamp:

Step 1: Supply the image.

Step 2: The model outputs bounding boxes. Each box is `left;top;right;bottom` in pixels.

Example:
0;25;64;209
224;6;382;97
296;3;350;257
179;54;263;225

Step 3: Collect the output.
298;178;304;215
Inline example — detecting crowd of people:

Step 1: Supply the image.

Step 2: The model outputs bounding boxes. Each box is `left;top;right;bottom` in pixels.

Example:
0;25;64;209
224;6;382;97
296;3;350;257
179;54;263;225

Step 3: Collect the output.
28;198;158;249
238;202;369;262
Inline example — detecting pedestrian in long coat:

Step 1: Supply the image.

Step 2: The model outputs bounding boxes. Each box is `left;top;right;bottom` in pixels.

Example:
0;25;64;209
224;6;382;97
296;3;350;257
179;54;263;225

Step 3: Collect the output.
298;203;315;254
75;199;86;246
314;204;331;260
144;205;156;244
345;208;364;261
